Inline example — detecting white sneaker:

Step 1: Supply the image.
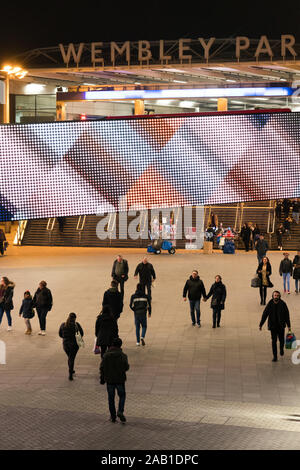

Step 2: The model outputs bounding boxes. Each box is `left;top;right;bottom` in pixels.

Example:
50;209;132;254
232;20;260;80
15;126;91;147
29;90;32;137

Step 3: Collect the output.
38;331;42;335
7;326;12;331
41;331;46;336
136;342;140;346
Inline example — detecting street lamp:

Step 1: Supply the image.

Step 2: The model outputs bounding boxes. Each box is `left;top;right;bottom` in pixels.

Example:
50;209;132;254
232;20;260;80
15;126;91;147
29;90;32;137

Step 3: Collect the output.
0;65;28;123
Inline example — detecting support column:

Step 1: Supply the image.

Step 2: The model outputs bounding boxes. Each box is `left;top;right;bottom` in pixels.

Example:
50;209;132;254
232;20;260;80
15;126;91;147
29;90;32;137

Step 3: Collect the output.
56;101;66;121
134;99;144;115
4;75;9;124
217;98;228;112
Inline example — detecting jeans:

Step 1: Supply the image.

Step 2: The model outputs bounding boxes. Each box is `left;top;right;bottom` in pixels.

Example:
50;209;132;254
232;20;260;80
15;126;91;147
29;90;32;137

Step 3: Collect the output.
212;307;221;327
0;306;12;327
282;272;291;292
63;342;79;374
295;279;299;292
257;254;266;265
36;307;49;331
135;314;147;343
189;300;200;325
107;383;126;419
270;327;285;359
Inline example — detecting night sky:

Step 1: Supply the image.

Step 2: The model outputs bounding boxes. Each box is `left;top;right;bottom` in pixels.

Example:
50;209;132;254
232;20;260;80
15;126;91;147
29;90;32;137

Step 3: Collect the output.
0;2;299;62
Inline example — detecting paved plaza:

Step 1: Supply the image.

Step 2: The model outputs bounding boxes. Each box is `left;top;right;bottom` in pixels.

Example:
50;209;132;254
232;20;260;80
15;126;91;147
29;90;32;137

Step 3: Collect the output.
1;246;300;450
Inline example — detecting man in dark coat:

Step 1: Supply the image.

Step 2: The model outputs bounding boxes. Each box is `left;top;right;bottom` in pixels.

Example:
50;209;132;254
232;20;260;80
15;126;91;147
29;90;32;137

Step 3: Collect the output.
129;283;151;346
102;280;123;320
100;337;130;423
255;234;269;264
0;229;7;256
259;291;291;362
32;280;53;335
240;223;251;252
134;257;156;300
95;305;119;357
183;270;206;327
111;255;129;300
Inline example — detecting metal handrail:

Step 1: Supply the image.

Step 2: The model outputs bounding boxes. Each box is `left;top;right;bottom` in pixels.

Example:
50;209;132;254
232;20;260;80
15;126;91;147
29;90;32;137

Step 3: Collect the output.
76;215;86;231
13;220;28;246
233;203;240;232
46;218;56;231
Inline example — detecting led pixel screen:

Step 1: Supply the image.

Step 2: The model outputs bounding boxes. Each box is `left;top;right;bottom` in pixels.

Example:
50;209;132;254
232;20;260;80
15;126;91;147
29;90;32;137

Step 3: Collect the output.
0;111;299;221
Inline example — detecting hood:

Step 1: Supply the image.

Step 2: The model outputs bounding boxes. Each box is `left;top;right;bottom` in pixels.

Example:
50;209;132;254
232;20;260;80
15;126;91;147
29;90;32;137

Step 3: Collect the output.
7;282;15;289
189;275;200;282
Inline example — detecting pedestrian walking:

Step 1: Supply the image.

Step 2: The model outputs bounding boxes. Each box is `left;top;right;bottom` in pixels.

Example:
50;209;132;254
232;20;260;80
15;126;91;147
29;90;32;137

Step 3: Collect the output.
283;198;291;218
255;234;268;264
257;256;273;305
279;253;293;294
183;270;206;327
0;229;7;256
292;199;300;225
134;257;156;300
100;337;129;423
240;223;251;252
95;305;119;357
276;224;284;251
292;251;300;293
204;275;226;328
102;280;123;320
129;283;151;346
32;280;53;336
19;290;35;334
111;255;129;299
283;217;292;240
0;276;15;331
59;312;84;381
275;199;283;220
259;291;291;362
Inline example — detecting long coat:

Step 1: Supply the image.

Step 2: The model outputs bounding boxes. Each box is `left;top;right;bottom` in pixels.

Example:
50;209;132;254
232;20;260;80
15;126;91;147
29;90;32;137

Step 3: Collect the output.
293;255;300;280
257;261;273;287
206;282;226;310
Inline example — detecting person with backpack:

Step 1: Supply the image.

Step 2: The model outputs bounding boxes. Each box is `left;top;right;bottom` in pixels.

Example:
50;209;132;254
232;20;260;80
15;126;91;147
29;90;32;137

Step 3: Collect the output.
19;290;35;335
279;252;293;294
95;305;119;357
102;280;123;321
129;283;151;346
59;312;84;381
100;337;130;423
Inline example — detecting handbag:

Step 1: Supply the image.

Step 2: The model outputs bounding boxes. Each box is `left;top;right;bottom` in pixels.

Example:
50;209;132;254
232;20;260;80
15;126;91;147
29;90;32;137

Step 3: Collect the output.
251;275;261;288
93;337;100;355
285;332;297;350
75;323;84;348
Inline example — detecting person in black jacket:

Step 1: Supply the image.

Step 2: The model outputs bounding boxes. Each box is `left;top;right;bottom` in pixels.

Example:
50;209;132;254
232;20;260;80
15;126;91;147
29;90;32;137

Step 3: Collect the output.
0;276;15;331
33;280;53;336
111;255;129;300
0;229;7;256
95;305;119;357
100;337;130;423
19;290;35;334
204;275;227;328
183;270;206;327
279;252;293;294
59;312;84;380
293;251;300;293
134;257;156;300
240;223;251;252
259;291;291;362
102;281;123;320
256;257;273;306
129;283;151;346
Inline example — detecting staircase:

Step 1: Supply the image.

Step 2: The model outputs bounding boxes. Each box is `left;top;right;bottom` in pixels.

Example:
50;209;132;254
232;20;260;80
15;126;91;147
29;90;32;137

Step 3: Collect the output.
270;211;300;251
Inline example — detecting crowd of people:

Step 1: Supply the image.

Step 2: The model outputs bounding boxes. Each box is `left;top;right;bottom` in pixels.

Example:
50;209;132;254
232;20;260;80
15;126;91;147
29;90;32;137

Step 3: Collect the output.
0;247;298;423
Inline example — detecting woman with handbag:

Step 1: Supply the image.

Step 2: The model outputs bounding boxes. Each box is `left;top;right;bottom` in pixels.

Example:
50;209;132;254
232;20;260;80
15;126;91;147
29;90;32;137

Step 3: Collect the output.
59;312;84;381
257;257;273;306
204;275;227;328
19;290;35;334
292;250;300;293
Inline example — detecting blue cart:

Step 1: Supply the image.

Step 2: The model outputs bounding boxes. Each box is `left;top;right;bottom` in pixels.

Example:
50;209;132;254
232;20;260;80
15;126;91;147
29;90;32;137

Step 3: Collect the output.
147;239;176;255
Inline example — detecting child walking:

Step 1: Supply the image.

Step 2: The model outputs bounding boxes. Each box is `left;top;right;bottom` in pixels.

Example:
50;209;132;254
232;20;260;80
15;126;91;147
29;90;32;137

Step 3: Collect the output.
19;291;35;334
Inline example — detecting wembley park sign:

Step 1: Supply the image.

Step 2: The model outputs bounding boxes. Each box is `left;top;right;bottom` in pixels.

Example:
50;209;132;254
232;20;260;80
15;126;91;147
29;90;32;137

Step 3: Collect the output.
59;35;299;67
